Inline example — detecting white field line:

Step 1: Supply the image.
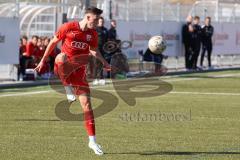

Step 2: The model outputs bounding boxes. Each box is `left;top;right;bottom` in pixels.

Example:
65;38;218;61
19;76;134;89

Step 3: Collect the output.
0;77;199;98
1;86;240;98
210;73;240;78
97;89;240;96
0;90;53;98
167;78;199;82
170;91;240;96
0;73;239;98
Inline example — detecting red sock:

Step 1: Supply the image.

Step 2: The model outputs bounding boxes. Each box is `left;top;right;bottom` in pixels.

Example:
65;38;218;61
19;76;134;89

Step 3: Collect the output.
84;110;95;136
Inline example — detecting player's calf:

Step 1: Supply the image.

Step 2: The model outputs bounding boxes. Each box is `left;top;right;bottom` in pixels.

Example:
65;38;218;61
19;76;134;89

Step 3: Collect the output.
55;53;76;103
78;95;104;155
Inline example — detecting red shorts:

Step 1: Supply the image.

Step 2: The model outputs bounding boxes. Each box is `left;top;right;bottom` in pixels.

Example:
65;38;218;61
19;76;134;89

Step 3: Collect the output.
54;55;90;95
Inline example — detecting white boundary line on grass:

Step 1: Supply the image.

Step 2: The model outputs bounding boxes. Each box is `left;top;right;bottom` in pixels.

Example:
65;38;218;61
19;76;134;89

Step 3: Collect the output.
170;91;240;96
0;77;200;98
97;89;240;96
2;88;240;98
0;90;53;98
0;73;239;98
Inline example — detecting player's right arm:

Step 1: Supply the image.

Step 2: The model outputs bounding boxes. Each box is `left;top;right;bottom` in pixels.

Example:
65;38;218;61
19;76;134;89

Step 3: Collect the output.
35;22;69;73
34;36;61;73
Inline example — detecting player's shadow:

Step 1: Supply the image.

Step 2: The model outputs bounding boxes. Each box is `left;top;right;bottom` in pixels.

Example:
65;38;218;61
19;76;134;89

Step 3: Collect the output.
105;151;240;156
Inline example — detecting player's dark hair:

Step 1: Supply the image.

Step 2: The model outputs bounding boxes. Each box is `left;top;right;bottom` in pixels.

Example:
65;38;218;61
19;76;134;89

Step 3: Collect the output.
32;35;39;40
194;16;200;20
40;36;45;40
44;36;50;41
85;6;103;15
111;19;116;23
206;16;211;21
22;35;28;41
110;19;116;28
99;16;104;21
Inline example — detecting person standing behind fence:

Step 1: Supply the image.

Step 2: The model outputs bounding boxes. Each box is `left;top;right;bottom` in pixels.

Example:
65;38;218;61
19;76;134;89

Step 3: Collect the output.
200;17;214;69
192;16;202;70
108;19;117;41
182;15;193;70
97;17;108;57
18;36;28;80
92;17;108;85
106;19;118;78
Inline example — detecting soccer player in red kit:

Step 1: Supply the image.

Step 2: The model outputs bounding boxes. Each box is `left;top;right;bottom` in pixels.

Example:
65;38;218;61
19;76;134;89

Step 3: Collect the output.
35;7;111;155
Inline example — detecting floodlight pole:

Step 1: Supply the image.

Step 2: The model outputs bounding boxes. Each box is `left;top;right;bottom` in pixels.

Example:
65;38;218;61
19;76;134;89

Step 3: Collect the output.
15;0;20;18
85;0;90;8
109;0;112;20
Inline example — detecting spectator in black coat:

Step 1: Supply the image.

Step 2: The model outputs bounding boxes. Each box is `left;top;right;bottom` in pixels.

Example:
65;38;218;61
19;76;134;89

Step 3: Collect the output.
192;16;202;70
182;15;193;70
94;17;109;80
200;17;214;69
108;19;117;41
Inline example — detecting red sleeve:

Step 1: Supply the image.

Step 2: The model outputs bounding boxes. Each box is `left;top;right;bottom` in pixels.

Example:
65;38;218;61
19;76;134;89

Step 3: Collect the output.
35;47;44;59
90;30;98;48
55;22;71;40
26;42;34;57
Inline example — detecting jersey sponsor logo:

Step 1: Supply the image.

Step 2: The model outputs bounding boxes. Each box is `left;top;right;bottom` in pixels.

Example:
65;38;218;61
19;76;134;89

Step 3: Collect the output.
71;41;88;49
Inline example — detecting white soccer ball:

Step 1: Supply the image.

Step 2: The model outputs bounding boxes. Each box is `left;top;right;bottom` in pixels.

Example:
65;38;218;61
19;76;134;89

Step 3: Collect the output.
148;35;167;54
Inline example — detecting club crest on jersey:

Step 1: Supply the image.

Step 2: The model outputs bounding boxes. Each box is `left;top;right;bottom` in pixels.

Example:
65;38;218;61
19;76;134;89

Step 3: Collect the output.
86;34;92;42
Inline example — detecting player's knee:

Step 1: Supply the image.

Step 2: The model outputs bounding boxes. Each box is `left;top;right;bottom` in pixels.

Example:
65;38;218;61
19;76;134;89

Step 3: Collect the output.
55;53;67;64
82;103;92;112
80;97;92;111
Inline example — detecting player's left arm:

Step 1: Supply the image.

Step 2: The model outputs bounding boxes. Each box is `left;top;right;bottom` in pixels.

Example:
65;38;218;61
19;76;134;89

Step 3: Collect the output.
89;47;111;71
89;30;112;71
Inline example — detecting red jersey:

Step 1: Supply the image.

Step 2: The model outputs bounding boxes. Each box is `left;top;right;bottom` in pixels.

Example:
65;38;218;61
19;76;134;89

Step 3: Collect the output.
35;46;45;60
55;21;98;58
25;42;38;57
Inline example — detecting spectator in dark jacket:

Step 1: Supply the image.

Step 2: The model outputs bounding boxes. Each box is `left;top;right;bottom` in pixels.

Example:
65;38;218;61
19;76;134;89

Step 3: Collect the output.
200;17;214;69
192;16;202;70
182;15;193;70
18;35;28;80
108;19;117;41
92;17;109;84
96;17;108;59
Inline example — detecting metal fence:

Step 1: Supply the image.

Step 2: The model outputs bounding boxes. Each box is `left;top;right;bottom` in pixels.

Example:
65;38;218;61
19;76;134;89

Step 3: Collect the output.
99;0;240;23
1;0;240;37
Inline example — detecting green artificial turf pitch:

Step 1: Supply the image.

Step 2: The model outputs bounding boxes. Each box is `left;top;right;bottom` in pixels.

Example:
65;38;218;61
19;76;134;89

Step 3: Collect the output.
0;70;240;160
